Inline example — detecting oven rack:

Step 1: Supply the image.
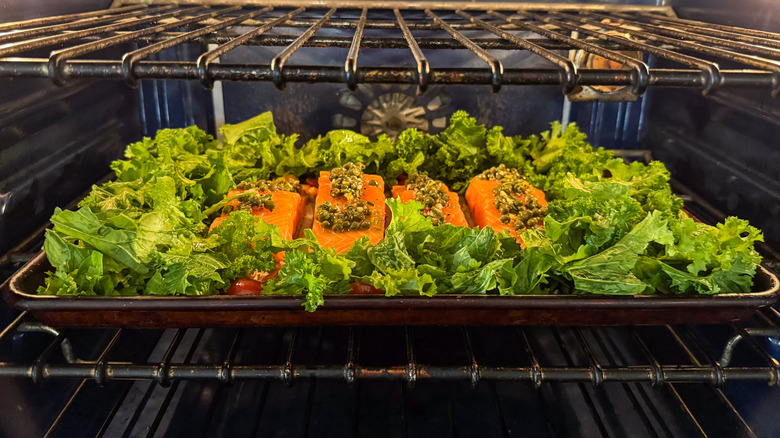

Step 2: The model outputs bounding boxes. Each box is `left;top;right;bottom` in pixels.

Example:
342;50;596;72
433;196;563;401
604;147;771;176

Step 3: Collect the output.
2;315;780;437
2;311;780;387
1;2;780;95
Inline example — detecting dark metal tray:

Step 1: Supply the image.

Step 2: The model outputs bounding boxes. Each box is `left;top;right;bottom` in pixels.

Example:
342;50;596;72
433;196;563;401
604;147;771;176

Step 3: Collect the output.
3;252;778;328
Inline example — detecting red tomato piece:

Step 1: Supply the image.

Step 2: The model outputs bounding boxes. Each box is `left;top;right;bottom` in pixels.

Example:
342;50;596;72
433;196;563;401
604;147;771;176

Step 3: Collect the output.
225;278;264;296
349;282;384;295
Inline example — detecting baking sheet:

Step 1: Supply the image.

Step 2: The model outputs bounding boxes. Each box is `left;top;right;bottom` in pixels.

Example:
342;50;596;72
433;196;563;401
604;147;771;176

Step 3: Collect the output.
3;251;778;328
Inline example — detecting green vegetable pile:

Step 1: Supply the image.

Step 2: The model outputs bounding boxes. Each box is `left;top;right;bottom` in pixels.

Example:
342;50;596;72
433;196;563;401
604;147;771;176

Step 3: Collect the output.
39;111;764;311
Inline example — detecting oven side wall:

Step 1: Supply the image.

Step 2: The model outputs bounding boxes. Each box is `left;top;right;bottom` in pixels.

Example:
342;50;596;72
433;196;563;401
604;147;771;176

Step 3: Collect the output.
640;0;780;248
0;0;143;255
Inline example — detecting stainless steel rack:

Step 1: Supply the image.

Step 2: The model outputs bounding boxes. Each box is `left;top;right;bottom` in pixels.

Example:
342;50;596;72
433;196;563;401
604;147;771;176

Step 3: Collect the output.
1;2;780;95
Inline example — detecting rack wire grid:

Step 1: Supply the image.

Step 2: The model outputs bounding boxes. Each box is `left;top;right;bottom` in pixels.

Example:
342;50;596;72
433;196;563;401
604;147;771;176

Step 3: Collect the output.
1;2;780;95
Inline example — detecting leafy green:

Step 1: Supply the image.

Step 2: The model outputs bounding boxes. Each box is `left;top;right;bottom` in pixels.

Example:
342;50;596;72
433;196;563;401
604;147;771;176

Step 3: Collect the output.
312;130;394;177
262;230;354;311
355;199;516;297
486;126;527;170
519;122;615;200
634;216;763;294
426;111;489;192
220;112;317;182
40;110;764;307
384;128;432;183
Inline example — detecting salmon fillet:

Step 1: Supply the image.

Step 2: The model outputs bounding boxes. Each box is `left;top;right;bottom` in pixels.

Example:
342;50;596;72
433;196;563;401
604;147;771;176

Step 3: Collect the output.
209;185;307;290
312;171;386;254
208;188;306;239
465;176;547;242
391;183;469;227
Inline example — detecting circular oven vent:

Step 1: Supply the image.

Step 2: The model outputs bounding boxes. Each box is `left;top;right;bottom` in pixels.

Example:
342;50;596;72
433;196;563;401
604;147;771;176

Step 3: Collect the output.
331;83;452;139
360;93;428;138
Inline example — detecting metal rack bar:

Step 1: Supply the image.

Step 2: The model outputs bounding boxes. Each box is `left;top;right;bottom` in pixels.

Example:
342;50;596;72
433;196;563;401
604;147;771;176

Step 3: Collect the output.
0;4;148;32
300;328;324;438
271;8;336;90
405;327;417;388
608;11;780;54
115;1;674;12
32;330;68;384
196;7;304;88
2;326;780;384
75;32;623;50
516;330;566;438
47;5;212;85
462;328;480;389
676;326;757;437
144;329;206;438
0;3;777;94
583;11;780;95
156;329;187;388
345;327;358;384
0;5;173;44
551;327;610;437
491;11;649;95
0;311;27;344
573;328;604;388
393;9;430;93
43;380;88;438
545;11;721;94
94;330;123;386
590;328;667;438
219;328;242;386
283;328;298;387
120;5;261;86
720;326;780;371
630;328;708;438
636;11;780;43
455;10;577;94
0;5;179;57
426;9;504;92
94;329;169;438
344;7;366;91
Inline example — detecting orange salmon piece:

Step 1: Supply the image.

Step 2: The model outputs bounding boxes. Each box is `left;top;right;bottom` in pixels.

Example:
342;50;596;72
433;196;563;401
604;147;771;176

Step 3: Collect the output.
391;183;469;227
209;188;306;290
209;189;306;239
312;171;386;254
464;177;547;242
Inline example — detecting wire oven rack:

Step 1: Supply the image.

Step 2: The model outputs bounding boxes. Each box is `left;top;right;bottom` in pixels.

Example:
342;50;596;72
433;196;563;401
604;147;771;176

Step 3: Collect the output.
1;1;780;96
2;313;780;436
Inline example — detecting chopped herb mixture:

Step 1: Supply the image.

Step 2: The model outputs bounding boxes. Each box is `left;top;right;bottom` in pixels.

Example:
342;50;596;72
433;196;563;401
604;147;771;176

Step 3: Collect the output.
329;162;365;200
221;192;275;215
316;162;373;232
235;179;300;193
317;201;373;231
404;174;450;226
478;164;546;232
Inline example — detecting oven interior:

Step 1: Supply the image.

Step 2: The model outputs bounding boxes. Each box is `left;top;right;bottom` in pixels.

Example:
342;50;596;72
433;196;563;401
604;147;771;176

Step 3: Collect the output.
2;0;780;436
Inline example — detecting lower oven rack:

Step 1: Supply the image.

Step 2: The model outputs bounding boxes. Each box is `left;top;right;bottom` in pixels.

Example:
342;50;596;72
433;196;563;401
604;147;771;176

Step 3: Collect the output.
2;311;780;436
2;311;780;386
